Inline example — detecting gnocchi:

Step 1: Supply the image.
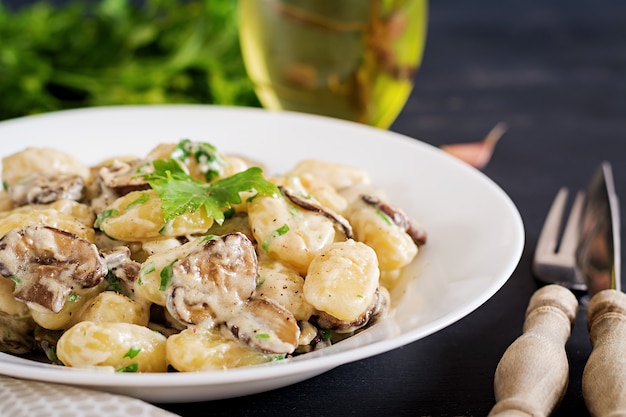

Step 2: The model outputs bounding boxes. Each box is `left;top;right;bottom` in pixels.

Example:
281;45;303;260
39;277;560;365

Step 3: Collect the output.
304;240;380;322
56;321;168;372
166;327;282;371
0;139;426;372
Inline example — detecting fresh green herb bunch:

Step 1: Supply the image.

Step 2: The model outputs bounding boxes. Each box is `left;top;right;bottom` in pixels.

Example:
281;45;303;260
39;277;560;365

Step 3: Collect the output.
0;0;260;121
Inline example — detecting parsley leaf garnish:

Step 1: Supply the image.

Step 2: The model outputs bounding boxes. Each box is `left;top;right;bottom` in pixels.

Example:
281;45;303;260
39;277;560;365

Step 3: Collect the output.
116;363;139;373
159;259;178;291
123;346;142;359
143;158;279;225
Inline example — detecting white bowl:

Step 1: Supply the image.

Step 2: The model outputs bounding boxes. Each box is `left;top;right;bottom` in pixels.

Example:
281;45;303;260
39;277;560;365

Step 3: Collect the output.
0;105;524;402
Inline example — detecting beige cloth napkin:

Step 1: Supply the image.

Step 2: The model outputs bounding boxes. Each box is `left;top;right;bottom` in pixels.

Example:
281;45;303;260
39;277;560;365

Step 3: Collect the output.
0;375;179;417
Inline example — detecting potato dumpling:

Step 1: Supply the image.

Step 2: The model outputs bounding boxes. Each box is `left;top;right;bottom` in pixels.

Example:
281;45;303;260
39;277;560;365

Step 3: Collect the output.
1;147;92;186
57;321;167;372
78;291;150;326
0;278;30;318
29;285;104;331
304;239;379;322
97;190;213;241
255;255;315;321
273;173;348;214
0;200;95;228
0;279;35;354
0;208;95;242
0;191;14;213
344;200;418;270
289;159;371;190
166;327;283;372
248;194;336;275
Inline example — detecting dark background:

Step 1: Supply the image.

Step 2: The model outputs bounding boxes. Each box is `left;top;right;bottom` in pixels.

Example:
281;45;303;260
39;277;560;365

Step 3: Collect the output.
165;1;626;416
3;0;626;415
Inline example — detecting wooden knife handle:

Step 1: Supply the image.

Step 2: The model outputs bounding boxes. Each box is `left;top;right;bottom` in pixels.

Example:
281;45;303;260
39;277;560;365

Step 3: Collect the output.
583;289;626;416
489;284;578;417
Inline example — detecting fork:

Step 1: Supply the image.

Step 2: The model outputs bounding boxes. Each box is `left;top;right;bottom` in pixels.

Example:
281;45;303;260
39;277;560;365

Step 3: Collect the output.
532;187;587;292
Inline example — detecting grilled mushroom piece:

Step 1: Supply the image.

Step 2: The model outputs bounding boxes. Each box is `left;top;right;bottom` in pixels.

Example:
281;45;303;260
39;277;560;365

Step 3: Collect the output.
8;173;85;206
0;225;107;313
97;159;151;195
165;233;300;354
101;246;142;295
280;186;353;239
224;298;300;354
90;159;151;212
361;194;427;246
165;233;258;326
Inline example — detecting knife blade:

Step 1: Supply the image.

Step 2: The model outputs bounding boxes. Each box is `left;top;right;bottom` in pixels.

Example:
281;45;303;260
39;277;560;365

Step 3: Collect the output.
576;161;620;297
581;162;626;416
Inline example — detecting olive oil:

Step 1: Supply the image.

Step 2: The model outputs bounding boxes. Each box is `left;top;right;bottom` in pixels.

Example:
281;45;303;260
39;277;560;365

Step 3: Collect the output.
238;0;428;129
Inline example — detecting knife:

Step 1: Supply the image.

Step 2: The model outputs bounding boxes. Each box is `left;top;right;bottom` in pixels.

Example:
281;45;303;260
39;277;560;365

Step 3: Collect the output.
581;162;625;416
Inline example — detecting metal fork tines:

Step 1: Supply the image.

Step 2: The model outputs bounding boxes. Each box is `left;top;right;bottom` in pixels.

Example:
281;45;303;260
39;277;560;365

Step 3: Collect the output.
532;187;587;291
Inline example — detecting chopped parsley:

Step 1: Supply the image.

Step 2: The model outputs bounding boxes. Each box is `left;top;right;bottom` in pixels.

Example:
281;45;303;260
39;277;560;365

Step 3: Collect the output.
116;363;139;373
375;209;393;226
105;270;122;293
123;346;142;359
171;139;226;182
261;223;290;252
47;346;58;362
275;224;290;236
142;157;279;225
159;259;178;291
158;218;174;235
320;329;332;342
200;234;218;242
126;192;150;210
139;263;156;286
94;208;119;228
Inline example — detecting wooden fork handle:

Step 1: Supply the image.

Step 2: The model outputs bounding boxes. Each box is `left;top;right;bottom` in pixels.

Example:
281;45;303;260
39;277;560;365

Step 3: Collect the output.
583;289;626;416
489;284;578;417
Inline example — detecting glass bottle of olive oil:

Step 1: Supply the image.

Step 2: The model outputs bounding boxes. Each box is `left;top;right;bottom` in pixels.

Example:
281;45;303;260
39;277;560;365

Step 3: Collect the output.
238;0;428;129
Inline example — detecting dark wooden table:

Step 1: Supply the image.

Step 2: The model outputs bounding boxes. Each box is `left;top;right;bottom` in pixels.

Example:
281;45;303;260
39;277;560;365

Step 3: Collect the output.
160;0;626;416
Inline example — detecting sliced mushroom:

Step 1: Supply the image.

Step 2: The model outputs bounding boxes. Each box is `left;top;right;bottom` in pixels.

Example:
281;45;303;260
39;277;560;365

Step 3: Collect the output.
8;173;85;206
102;246;141;282
98;159;151;195
165;233;258;326
0;225;107;313
280;186;353;239
361;194;427;246
90;159;151;213
100;246;142;296
101;245;129;267
315;287;389;333
224;298;300;354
